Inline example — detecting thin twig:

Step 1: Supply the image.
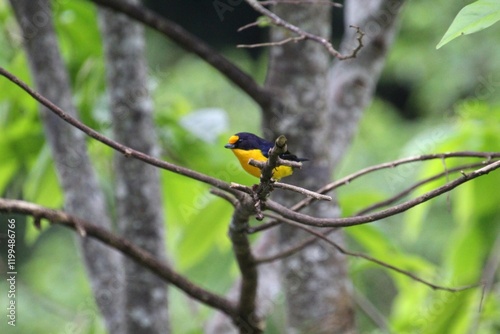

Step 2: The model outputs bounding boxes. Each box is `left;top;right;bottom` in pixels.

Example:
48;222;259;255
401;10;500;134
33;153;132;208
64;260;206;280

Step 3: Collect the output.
294;152;499;214
0;67;237;195
210;188;239;207
264;160;500;228
238;36;306;49
273;182;332;201
354;162;491;216
353;289;390;333
249;157;303;169
255;224;337;263
230;182;254;195
253;162;495;262
255;135;289;202
471;233;500;332
243;0;363;59
265;211;479;292
260;0;343;7
89;0;273;110
252;157;500;233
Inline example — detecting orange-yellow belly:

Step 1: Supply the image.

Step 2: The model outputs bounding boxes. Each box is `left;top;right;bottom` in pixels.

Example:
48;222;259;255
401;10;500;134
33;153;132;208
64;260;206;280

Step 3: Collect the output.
231;148;293;180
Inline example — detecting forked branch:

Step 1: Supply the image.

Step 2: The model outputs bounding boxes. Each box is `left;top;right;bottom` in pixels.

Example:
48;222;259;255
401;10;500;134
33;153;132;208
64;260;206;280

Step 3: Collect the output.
241;0;364;59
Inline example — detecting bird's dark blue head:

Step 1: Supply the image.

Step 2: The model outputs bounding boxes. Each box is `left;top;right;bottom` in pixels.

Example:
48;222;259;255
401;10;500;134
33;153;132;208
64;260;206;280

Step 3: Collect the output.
224;132;273;152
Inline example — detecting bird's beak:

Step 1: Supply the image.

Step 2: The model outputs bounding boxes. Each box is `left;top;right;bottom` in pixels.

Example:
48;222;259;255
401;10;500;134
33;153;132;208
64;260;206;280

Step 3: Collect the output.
224;143;235;149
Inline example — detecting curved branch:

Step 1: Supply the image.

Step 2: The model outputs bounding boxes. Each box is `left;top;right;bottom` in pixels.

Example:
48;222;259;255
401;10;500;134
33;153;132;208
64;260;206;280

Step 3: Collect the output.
255;162;493;262
297;152;500;212
0;198;238;319
88;0;273;110
265;211;479;292
0;67;236;195
354;161;490;216
265;160;500;228
243;0;364;59
250;155;500;233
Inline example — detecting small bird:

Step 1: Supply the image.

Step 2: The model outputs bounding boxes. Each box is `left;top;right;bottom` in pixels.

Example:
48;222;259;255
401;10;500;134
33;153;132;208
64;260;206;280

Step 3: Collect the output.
224;132;307;180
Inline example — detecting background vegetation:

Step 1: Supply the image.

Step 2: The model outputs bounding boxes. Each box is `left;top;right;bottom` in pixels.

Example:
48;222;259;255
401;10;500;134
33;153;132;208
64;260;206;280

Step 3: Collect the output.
1;0;500;333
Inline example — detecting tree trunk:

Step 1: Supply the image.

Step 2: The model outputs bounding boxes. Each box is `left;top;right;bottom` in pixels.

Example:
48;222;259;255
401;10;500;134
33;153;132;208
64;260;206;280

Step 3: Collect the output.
97;1;170;332
327;0;405;167
264;3;356;334
263;0;404;332
9;0;125;332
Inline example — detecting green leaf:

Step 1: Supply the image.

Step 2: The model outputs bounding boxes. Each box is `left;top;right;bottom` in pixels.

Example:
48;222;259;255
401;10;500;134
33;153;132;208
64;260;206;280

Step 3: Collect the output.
437;0;500;49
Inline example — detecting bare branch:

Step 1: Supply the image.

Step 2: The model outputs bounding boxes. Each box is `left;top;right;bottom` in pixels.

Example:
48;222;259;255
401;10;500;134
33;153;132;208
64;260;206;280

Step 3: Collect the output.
266;211;479;292
260;0;343;6
210;188;239;207
249;157;304;169
253;160;497;263
354;161;491;216
228;195;264;333
88;0;273;109
273;182;332;201
353;289;390;332
264;160;500;228
0;67;236;195
243;0;363;59
0;198;238;318
238;36;306;49
295;152;500;214
255;225;337;263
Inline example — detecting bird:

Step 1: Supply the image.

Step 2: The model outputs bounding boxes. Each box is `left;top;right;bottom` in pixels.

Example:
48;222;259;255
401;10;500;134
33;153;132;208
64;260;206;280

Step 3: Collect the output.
224;132;307;180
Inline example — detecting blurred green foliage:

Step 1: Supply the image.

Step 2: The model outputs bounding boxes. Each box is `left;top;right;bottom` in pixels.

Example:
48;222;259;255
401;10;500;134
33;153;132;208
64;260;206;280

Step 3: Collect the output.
437;0;500;49
0;0;500;333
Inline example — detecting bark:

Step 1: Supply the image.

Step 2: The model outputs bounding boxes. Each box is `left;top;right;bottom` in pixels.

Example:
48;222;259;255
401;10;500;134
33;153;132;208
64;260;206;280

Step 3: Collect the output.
9;0;125;332
97;1;170;333
327;0;405;167
264;4;355;334
206;228;281;334
263;0;404;333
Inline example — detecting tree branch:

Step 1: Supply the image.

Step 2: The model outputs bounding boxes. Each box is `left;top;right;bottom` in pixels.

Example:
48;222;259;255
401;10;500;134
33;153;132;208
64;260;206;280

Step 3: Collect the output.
254;162;494;262
273;182;332;201
0;66;236;194
264;160;500;228
354;161;491;216
88;0;273;110
0;198;238;319
228;196;264;333
265;211;479;292
242;0;364;59
299;152;500;212
250;154;500;234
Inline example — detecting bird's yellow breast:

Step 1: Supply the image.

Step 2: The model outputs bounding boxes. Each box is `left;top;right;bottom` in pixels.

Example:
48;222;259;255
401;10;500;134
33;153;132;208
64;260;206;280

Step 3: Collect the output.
230;148;293;180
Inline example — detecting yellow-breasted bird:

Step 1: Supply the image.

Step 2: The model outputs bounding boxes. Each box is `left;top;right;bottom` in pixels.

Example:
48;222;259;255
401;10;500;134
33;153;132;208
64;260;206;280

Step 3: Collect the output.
224;132;308;180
